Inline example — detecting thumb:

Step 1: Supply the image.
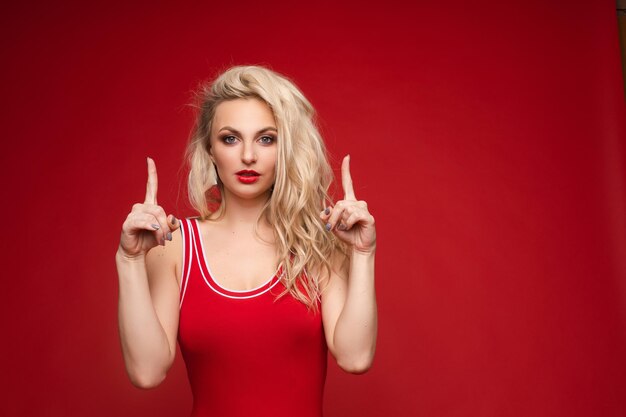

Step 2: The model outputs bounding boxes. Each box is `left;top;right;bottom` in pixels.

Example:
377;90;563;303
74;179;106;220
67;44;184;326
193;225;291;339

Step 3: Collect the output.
168;214;181;232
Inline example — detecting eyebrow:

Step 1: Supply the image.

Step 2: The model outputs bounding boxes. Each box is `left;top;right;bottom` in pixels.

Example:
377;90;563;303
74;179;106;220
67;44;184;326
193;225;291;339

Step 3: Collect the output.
217;126;278;135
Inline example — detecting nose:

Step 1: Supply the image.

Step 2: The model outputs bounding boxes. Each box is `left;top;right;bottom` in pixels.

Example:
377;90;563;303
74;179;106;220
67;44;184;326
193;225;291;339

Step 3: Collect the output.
241;140;257;165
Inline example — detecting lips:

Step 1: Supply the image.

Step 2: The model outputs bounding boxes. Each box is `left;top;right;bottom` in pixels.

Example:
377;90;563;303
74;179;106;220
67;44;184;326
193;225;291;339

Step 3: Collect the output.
236;170;260;184
236;170;260;177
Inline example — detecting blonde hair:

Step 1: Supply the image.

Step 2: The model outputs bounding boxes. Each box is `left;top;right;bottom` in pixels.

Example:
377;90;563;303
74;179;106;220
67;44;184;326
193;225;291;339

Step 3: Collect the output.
186;65;345;309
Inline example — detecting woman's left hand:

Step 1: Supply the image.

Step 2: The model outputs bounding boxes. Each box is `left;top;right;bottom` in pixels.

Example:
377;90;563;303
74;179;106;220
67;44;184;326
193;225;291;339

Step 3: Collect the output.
321;155;376;254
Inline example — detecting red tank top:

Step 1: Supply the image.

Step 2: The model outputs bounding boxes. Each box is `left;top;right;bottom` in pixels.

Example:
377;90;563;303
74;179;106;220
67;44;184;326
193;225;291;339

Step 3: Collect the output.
177;218;327;417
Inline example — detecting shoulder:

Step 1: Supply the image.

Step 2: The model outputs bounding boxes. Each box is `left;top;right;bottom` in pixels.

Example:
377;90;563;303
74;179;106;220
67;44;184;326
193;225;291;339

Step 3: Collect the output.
316;248;349;290
146;227;183;287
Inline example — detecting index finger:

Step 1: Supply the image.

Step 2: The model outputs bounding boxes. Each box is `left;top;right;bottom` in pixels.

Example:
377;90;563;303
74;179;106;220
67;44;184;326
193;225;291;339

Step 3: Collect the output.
145;157;158;204
341;154;356;200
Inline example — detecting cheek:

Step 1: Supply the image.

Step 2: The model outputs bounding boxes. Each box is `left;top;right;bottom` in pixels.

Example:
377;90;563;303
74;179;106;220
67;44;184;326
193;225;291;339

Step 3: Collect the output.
258;146;277;165
269;147;278;164
268;153;278;175
212;148;234;166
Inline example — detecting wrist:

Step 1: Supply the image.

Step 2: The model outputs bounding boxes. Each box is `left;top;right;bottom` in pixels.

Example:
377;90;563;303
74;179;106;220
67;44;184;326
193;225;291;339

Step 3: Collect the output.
116;247;146;264
351;245;376;257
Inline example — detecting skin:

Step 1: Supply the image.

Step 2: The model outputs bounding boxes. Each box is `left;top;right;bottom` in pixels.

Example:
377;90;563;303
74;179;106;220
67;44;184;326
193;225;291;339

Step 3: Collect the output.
202;98;280;290
116;98;377;388
319;154;377;373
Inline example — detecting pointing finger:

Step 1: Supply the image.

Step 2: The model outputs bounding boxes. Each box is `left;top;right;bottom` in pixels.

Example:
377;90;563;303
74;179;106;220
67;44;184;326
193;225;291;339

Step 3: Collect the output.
342;155;356;200
145;157;158;205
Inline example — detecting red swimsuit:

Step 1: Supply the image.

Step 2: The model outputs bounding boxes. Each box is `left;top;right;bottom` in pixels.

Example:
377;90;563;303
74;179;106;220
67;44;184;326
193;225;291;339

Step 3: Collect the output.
178;218;327;417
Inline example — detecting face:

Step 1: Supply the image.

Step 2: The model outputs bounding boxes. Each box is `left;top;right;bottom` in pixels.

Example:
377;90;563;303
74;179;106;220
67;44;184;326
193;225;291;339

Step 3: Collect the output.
209;98;278;202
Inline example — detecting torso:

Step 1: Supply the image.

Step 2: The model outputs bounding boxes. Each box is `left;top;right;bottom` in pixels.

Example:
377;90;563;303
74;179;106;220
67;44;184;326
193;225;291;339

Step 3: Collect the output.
197;218;279;291
177;218;327;417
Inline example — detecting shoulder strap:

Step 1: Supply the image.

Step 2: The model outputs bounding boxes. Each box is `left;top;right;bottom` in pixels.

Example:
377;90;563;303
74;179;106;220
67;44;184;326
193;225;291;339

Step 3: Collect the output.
179;218;195;308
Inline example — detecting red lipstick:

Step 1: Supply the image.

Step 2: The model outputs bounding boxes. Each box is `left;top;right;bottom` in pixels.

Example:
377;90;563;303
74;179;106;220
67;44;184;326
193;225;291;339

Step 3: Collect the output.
236;170;260;184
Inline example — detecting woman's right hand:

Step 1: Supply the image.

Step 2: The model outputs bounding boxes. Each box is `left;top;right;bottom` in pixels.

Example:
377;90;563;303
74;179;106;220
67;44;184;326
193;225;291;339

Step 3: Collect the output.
118;157;179;260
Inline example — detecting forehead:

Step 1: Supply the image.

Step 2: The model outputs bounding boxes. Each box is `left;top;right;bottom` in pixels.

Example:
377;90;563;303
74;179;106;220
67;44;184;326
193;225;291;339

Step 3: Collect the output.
212;98;276;131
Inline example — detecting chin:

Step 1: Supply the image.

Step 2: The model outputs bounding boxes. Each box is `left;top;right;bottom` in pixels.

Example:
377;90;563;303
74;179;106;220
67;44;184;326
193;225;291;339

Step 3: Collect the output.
226;186;273;201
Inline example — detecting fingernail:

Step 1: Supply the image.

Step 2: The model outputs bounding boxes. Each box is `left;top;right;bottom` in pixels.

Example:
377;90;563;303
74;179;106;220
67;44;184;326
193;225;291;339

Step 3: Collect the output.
166;232;172;241
151;224;160;230
338;224;346;231
324;207;330;215
325;223;331;231
171;216;177;225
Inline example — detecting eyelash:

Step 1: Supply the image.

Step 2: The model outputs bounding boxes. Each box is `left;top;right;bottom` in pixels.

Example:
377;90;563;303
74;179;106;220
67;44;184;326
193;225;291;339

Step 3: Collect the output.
221;135;276;145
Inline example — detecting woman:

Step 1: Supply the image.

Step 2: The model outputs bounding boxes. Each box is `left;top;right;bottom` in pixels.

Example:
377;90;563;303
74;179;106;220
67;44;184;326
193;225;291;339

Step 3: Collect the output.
116;66;377;417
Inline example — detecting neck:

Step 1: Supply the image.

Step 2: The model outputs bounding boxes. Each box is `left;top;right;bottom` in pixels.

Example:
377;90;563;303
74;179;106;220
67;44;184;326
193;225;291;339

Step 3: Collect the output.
217;189;272;229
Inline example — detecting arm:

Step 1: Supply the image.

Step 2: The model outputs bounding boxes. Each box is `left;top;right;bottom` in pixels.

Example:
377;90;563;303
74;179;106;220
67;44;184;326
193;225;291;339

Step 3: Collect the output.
117;234;181;388
322;249;377;374
117;158;181;388
320;155;378;374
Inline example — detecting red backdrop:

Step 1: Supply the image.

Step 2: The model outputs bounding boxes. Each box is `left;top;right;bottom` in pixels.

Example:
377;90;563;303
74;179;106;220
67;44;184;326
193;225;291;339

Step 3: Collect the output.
2;1;625;416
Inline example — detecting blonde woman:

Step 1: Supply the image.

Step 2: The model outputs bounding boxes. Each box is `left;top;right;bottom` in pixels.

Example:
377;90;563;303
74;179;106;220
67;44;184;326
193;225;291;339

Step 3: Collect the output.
116;66;377;417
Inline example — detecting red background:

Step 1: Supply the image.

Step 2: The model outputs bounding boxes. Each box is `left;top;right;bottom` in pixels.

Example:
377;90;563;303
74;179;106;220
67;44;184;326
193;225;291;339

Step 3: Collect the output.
2;1;626;416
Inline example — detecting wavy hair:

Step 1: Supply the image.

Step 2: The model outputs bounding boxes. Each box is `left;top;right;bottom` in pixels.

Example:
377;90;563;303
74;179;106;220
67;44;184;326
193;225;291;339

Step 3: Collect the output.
185;65;345;309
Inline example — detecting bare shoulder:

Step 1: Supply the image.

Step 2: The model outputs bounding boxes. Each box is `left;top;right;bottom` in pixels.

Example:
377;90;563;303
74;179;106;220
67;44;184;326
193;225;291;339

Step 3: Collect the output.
145;228;183;288
318;249;350;291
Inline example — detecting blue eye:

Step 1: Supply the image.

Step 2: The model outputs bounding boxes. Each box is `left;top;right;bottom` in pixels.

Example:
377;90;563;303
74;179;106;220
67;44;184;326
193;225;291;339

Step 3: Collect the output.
259;136;275;145
222;135;237;144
